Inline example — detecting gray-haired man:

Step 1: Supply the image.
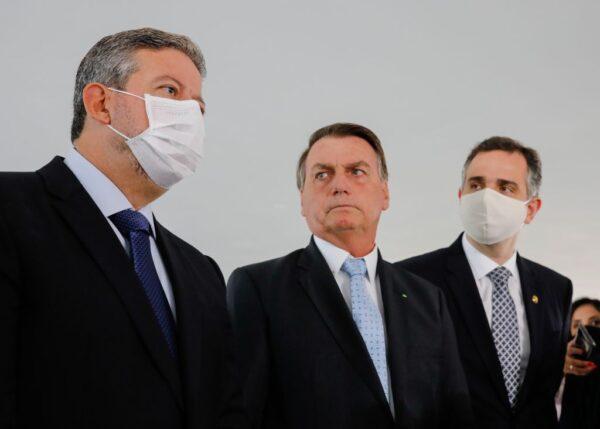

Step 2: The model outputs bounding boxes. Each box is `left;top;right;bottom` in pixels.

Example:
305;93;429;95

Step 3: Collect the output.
0;28;244;428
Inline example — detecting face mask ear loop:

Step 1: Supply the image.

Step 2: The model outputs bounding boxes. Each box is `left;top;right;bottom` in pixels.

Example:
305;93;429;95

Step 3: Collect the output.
107;124;132;141
107;87;145;101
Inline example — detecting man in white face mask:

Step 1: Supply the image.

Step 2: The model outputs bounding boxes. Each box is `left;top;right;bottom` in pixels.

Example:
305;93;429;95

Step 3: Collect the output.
397;137;572;429
0;28;244;429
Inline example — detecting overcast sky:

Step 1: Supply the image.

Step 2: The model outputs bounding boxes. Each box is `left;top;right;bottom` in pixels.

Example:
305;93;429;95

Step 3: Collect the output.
1;0;598;299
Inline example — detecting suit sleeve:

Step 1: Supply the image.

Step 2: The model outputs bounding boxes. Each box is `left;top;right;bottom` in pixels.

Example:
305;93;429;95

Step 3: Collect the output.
0;210;19;428
227;268;271;428
437;288;475;428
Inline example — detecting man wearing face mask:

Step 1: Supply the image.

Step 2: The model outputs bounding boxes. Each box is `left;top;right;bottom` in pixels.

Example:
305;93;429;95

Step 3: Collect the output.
397;136;572;428
0;28;244;429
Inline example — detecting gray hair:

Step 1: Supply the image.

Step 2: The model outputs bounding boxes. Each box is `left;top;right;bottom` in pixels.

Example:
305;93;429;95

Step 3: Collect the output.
461;136;542;198
70;27;206;141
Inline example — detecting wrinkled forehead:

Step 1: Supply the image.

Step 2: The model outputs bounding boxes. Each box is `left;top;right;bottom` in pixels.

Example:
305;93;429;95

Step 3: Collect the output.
306;136;379;167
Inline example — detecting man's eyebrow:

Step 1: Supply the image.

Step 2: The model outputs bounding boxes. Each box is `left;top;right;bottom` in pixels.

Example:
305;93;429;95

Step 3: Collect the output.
467;176;485;182
310;163;334;171
497;178;519;188
151;74;205;105
344;161;371;169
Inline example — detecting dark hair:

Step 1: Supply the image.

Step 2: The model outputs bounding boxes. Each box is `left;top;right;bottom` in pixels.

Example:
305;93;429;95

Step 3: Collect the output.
296;122;388;190
572;297;600;315
71;27;206;142
462;136;542;197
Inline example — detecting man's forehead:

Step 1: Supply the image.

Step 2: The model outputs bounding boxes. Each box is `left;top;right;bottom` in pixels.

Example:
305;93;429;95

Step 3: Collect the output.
307;136;377;163
466;150;528;178
131;48;202;86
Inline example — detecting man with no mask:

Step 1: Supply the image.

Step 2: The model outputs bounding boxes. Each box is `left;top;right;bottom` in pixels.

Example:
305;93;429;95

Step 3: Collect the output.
0;28;244;428
397;137;572;428
227;123;473;428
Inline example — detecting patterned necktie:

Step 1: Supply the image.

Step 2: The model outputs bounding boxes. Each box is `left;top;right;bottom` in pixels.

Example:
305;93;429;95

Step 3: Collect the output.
341;258;389;401
488;266;520;407
109;209;178;358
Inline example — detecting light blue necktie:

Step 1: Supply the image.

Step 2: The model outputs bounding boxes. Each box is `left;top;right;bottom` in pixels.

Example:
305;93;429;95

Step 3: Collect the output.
488;266;520;407
341;258;389;400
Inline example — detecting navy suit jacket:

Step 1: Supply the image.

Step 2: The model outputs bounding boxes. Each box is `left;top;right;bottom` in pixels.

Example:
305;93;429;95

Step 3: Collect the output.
397;234;572;429
227;238;474;428
0;157;245;429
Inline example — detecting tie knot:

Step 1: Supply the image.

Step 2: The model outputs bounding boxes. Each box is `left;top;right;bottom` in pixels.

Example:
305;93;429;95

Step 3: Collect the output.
487;266;512;288
109;209;151;238
341;258;367;278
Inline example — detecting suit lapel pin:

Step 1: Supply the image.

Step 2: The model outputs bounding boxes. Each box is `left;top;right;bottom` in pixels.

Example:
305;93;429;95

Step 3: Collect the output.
401;293;408;299
532;295;539;304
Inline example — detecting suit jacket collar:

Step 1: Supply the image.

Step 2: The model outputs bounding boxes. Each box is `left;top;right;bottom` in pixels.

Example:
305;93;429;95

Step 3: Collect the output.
378;256;410;424
297;238;393;419
38;157;184;409
445;234;510;407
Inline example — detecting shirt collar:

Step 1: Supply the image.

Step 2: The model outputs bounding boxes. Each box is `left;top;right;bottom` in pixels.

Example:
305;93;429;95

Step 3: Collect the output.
461;232;518;281
313;235;379;281
63;146;156;236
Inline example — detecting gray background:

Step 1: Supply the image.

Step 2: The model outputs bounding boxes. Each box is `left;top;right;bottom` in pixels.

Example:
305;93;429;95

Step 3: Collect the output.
1;1;598;299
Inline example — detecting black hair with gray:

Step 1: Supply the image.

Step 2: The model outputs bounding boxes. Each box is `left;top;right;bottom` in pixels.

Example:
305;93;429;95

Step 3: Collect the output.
462;136;542;198
296;122;388;190
70;27;206;142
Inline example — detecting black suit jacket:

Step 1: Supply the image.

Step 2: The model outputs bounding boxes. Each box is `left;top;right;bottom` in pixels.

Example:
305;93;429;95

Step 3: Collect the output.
0;157;244;429
227;238;473;429
397;234;572;429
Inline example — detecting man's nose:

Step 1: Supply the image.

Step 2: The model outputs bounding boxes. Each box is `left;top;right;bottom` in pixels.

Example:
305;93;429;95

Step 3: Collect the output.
330;172;350;196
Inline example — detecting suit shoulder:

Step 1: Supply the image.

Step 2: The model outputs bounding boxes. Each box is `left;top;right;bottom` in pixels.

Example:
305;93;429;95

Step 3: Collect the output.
521;256;572;288
230;248;304;281
395;247;449;272
0;171;42;197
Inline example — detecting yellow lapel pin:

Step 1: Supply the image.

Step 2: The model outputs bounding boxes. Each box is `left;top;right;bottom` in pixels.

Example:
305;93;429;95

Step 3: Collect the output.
532;295;539;304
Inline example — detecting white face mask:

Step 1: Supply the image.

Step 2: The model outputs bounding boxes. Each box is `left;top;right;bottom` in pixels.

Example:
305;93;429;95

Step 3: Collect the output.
107;88;205;189
459;188;531;245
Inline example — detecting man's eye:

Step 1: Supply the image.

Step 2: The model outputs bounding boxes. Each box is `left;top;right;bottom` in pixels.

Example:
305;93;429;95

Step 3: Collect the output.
162;86;177;96
470;183;481;190
352;169;366;176
315;172;328;180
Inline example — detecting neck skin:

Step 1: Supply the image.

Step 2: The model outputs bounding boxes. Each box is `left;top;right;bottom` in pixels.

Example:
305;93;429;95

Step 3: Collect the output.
466;233;518;265
73;135;166;210
315;230;376;258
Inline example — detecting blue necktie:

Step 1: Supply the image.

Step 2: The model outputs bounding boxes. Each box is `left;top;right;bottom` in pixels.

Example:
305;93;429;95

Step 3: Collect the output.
488;266;520;407
109;209;178;358
341;258;389;400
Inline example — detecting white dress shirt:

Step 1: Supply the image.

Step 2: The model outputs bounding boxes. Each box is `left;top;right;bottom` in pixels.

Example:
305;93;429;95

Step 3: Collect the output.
313;235;394;414
462;233;530;383
64;147;177;319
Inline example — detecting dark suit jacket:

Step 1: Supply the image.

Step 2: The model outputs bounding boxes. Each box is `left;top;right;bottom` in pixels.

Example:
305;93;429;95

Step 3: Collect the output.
0;157;244;429
227;238;473;429
397;234;572;429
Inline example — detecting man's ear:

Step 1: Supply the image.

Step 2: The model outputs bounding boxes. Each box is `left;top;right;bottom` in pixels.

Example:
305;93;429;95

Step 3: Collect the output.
381;181;390;211
524;197;542;224
300;188;306;217
82;83;112;125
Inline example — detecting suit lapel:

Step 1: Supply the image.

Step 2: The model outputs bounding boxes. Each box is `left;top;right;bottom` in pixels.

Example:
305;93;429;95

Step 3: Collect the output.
38;157;184;409
154;221;208;416
297;239;392;417
378;257;408;421
513;255;543;409
444;236;510;407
